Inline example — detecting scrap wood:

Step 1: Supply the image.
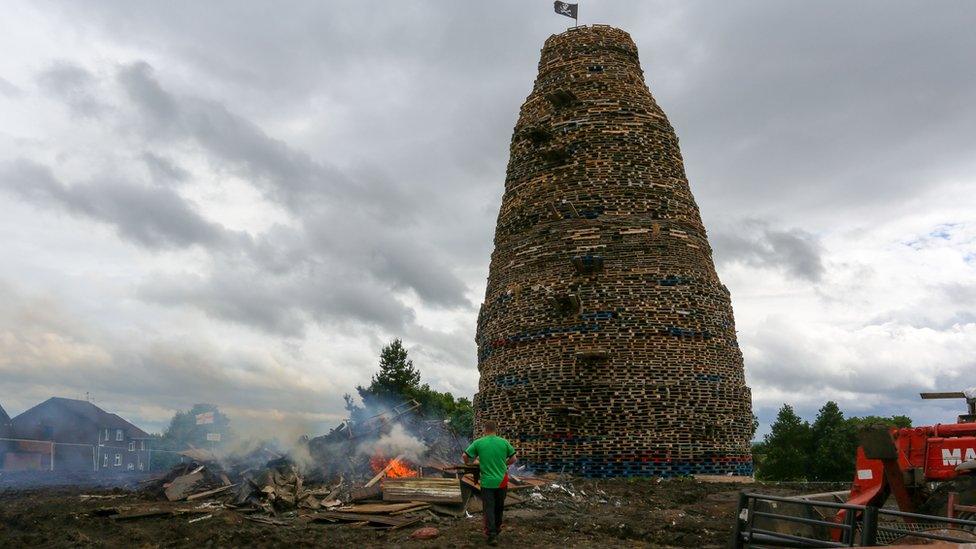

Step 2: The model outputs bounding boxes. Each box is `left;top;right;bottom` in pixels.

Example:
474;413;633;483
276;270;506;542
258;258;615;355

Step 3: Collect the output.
310;511;418;528
186;483;237;501
363;453;405;488
508;477;548;490
349;484;382;502
179;449;219;462
383;478;462;504
245;515;291;526
338;501;426;514
187;514;213;524
389;503;430;516
164;469;205;501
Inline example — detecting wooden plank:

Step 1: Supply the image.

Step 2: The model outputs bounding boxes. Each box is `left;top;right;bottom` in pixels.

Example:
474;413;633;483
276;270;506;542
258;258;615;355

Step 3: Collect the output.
311;511;412;527
164;470;204;501
186;483;236;501
338;502;425;514
389;503;430;516
382;478;462;504
349;484;382;502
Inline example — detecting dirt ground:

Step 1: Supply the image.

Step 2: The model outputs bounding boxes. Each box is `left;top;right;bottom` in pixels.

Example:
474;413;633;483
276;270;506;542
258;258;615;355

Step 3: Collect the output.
0;477;825;548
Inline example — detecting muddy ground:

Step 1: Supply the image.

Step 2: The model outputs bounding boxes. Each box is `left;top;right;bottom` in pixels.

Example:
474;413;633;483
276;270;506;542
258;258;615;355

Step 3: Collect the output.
0;478;824;548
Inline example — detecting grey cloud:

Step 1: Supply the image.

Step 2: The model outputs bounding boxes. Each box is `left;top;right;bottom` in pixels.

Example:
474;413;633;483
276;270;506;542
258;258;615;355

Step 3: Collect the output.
654;2;976;218
141;259;416;336
0;158;232;249
117;61;340;210
712;219;825;282
142;152;189;184
0;75;21;97
36;61;105;117
115;60;470;309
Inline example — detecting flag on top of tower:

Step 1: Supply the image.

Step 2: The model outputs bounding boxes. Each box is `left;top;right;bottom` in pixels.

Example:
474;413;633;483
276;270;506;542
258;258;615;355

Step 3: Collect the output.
554;1;578;20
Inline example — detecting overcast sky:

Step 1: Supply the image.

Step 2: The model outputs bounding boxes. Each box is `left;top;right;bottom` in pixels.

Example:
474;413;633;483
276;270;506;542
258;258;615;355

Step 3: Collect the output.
1;1;974;438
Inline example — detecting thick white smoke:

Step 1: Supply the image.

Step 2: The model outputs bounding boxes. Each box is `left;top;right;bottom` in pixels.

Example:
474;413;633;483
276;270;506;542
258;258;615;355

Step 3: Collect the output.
357;424;426;463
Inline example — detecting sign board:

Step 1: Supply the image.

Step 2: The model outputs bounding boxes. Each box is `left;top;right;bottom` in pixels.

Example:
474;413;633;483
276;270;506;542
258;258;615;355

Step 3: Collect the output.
195;411;215;425
206;433;221;442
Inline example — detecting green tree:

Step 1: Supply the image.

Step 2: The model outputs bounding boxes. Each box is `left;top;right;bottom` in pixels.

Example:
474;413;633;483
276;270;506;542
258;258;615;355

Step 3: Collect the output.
158;403;232;452
357;339;422;405
759;404;812;481
847;414;912;431
354;339;474;438
810;401;857;481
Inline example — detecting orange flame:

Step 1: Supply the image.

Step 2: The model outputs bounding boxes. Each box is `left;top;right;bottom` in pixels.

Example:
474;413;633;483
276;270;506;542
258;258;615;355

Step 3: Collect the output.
370;454;419;479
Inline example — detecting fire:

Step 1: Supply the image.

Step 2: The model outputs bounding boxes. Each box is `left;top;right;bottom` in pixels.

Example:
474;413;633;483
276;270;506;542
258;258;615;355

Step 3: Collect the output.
370;454;419;479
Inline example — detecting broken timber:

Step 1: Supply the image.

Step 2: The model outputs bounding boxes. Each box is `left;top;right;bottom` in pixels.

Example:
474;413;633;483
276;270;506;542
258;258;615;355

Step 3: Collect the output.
312;511;422;529
164;467;204;501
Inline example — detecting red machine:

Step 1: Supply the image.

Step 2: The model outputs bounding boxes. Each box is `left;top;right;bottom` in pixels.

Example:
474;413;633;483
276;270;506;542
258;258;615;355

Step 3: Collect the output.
836;391;976;531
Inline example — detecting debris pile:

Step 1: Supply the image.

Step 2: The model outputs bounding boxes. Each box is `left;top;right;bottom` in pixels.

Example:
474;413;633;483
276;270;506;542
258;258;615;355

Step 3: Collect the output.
96;401;549;532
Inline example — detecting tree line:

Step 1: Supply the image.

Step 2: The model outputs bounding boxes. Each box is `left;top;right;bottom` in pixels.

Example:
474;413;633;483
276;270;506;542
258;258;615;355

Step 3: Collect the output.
754;401;911;481
344;338;474;438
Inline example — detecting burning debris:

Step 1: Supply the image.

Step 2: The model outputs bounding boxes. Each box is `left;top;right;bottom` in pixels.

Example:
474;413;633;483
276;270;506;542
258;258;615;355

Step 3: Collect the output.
102;400;548;533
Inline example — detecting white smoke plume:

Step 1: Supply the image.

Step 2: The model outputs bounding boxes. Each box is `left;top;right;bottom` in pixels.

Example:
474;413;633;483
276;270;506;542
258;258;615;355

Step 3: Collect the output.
357;423;427;463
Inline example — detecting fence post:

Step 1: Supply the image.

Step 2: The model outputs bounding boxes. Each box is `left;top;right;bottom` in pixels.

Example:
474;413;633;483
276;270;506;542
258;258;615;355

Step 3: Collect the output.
728;492;748;549
861;506;878;547
50;441;55;471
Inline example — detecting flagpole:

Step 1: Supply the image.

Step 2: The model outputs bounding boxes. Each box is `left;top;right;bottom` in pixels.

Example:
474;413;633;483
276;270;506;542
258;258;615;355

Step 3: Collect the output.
576;2;579;28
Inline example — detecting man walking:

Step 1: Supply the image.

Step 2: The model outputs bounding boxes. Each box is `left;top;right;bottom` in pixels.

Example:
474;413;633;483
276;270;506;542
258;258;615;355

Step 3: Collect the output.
463;420;517;544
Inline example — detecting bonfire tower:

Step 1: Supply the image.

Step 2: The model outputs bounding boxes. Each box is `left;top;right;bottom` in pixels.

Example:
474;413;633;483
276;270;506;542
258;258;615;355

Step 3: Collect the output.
474;25;753;477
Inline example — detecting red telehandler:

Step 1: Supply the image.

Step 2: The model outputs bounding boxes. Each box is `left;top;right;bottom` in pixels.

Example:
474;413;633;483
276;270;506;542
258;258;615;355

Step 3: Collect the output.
834;391;976;533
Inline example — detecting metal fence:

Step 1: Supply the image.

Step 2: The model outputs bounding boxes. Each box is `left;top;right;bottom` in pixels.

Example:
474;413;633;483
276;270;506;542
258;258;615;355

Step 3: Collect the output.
731;492;976;547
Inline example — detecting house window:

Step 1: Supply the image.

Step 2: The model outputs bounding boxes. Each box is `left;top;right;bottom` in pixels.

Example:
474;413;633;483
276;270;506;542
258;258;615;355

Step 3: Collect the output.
138;461;144;471
127;463;134;471
114;454;122;466
104;428;109;441
103;453;109;467
128;441;135;451
140;441;146;451
116;429;123;441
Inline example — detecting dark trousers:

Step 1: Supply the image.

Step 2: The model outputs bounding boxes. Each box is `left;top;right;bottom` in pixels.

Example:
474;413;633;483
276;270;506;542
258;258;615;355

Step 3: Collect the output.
481;487;507;536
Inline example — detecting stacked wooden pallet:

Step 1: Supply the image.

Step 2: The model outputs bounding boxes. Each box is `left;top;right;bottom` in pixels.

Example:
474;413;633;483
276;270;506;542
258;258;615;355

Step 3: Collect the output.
474;25;753;477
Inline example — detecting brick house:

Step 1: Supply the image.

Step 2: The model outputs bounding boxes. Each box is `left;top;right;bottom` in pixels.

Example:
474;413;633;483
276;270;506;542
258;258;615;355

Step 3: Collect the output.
5;397;152;473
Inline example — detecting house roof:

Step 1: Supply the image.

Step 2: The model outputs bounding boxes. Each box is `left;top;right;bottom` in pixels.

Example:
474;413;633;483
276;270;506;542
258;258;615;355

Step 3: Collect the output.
13;397;150;439
0;402;9;424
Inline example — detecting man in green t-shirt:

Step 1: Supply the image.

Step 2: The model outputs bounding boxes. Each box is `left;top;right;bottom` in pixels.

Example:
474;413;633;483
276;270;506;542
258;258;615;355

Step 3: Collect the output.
463;420;517;544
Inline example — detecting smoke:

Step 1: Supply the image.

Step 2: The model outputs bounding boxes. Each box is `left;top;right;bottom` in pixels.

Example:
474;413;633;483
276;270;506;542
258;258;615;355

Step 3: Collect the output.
357;424;426;463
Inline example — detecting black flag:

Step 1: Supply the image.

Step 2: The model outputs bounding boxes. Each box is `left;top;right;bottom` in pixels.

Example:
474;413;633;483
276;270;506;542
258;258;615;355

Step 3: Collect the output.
554;1;578;20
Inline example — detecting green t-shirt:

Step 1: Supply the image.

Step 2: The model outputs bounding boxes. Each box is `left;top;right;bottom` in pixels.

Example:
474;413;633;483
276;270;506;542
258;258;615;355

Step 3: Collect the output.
464;435;516;489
